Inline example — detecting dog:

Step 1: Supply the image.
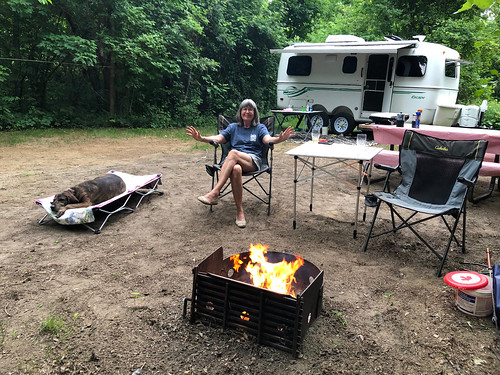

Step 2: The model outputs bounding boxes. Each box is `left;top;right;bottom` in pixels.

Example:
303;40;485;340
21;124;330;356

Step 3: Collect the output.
51;174;126;217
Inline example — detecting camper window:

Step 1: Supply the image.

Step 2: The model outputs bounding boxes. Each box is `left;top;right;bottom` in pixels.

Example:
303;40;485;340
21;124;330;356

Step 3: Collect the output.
287;56;312;76
342;56;357;74
445;60;458;78
395;56;427;77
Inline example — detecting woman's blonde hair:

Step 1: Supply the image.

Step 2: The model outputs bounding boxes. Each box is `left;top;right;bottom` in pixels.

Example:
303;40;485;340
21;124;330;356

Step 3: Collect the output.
236;99;260;127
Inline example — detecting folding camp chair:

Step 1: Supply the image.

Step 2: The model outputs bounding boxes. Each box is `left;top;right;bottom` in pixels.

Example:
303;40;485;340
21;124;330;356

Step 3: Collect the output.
205;115;275;215
362;130;488;277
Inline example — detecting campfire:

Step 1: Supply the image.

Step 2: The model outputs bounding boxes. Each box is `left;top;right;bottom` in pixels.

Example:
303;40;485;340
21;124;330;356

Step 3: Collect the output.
230;243;305;297
184;244;324;357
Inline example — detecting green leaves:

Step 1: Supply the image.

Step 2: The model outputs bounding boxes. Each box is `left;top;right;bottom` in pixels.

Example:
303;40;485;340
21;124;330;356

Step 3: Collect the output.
455;0;496;13
37;34;97;66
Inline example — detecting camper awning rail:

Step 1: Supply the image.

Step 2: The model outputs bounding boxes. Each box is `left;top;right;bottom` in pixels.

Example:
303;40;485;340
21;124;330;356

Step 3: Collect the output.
270;41;417;54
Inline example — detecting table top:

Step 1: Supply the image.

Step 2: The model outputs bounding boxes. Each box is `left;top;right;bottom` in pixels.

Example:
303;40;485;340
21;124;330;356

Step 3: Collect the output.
271;109;323;115
366;124;500;154
285;141;383;161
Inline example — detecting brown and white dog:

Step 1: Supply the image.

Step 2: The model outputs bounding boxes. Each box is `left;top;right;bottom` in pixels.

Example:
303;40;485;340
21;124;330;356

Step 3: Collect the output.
51;174;126;217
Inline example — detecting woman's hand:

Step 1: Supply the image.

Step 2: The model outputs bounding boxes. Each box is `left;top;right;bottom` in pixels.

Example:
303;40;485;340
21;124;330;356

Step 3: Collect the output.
277;126;295;142
186;126;203;142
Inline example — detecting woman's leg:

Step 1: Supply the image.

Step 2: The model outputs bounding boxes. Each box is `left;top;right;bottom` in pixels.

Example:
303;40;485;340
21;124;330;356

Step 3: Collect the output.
202;150;255;202
230;164;245;221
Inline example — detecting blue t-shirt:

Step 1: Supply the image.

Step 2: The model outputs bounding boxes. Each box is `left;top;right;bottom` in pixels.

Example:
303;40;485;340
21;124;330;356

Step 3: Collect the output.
220;123;269;157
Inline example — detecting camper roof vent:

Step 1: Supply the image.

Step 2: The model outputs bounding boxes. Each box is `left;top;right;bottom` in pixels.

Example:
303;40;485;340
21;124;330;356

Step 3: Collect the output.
412;35;426;42
384;35;403;41
325;35;365;43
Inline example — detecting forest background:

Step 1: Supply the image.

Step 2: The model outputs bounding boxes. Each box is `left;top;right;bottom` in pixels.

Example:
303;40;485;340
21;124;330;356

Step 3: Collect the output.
0;0;498;131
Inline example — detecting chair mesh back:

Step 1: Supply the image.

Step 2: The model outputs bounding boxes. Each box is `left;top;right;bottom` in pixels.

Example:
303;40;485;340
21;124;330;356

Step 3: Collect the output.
409;154;464;204
398;131;488;207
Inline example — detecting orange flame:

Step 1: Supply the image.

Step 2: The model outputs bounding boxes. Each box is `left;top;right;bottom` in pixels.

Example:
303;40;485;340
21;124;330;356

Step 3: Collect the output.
230;253;244;272
232;243;304;297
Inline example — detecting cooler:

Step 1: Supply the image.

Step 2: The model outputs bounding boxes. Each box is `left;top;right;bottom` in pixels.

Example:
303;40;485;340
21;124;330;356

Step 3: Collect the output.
433;104;463;126
459;105;480;128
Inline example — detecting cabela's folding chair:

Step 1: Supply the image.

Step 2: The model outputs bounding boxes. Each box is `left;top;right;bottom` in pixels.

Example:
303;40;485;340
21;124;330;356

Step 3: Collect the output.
362;130;487;277
205;115;275;215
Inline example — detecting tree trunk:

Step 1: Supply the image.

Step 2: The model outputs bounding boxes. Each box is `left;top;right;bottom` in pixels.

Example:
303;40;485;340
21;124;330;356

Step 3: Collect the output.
109;51;115;117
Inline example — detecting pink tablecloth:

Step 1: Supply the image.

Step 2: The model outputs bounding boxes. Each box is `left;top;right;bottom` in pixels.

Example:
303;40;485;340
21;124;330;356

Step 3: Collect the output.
370;124;500;155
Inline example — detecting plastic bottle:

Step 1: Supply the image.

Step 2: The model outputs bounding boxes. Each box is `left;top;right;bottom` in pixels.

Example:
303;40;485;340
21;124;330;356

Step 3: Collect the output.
415;111;421;128
411;113;417;128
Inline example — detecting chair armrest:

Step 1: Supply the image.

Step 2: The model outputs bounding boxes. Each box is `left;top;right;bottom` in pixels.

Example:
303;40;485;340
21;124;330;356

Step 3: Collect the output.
458;176;476;188
374;163;399;173
374;163;400;193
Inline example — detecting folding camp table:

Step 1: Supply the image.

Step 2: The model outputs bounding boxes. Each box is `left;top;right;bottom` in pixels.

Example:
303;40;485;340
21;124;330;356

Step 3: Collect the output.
271;109;324;141
286;141;383;238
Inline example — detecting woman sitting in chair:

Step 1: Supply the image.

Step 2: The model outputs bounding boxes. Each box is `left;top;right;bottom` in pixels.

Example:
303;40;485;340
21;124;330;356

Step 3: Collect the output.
186;99;294;228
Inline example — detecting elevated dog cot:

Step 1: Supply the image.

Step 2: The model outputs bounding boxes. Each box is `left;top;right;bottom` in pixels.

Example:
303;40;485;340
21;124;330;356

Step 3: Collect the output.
36;170;163;234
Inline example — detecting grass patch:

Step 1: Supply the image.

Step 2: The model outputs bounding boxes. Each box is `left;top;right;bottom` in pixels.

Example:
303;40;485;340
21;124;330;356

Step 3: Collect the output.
0;125;216;147
39;315;65;336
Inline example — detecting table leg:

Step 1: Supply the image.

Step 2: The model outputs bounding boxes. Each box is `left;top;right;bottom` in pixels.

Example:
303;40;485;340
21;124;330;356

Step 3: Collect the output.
304;114;314;140
275;115;286;133
310;157;316;211
468;154;499;203
293;156;298;229
353;160;363;239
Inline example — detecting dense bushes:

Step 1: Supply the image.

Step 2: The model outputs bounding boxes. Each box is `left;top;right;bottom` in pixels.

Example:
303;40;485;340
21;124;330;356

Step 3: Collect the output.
0;0;497;130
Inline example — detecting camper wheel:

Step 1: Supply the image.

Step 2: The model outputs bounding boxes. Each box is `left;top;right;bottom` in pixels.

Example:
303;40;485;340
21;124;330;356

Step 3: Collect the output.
306;112;329;131
330;112;356;135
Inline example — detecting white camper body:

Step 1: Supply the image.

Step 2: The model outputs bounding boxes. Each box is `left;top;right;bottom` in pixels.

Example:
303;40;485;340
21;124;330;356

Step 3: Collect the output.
271;35;463;134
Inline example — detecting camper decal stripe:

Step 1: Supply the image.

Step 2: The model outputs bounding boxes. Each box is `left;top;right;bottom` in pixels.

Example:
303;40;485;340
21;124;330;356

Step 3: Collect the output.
281;86;361;98
392;90;426;94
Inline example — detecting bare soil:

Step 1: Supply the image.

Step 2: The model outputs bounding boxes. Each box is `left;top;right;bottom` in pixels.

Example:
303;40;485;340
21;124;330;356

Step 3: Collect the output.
0;134;499;375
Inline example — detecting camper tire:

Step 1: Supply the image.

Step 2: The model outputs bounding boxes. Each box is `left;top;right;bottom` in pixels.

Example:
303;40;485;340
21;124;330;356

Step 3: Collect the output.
306;112;329;132
330;112;356;135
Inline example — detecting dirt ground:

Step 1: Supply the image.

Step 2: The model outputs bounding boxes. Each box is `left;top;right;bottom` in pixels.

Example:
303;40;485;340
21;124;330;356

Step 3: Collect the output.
1;132;499;375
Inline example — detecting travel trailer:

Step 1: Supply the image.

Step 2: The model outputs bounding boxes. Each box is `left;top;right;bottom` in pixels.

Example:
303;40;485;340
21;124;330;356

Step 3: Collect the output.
271;35;476;135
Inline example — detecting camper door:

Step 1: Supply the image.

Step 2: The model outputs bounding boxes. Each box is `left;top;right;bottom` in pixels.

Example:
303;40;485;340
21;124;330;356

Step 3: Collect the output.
361;54;395;115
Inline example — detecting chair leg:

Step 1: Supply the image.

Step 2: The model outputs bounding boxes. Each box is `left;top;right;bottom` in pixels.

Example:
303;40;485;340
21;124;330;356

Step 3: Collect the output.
209;171;217;213
267;171;272;216
436;213;463;277
461;204;467;253
361;200;382;252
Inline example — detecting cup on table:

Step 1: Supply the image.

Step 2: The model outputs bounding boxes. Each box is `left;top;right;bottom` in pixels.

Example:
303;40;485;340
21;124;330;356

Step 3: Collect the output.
311;126;321;143
356;133;367;147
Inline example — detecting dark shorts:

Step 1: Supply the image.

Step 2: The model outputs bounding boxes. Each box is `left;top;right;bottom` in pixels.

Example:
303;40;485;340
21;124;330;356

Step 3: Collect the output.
250;154;262;171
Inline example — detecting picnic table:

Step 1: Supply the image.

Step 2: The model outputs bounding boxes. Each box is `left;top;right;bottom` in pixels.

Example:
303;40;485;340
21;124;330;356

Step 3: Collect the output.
362;123;500;203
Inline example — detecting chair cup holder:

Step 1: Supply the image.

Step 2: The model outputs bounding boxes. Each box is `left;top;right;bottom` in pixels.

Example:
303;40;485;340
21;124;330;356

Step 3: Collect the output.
364;194;378;207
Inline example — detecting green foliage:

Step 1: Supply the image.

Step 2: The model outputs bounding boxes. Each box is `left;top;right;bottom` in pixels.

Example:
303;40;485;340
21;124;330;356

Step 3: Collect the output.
482;100;500;129
0;0;498;129
456;0;496;13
